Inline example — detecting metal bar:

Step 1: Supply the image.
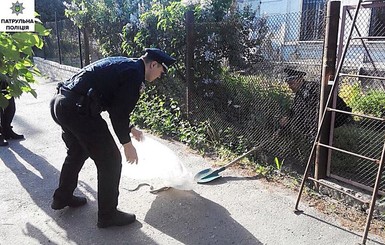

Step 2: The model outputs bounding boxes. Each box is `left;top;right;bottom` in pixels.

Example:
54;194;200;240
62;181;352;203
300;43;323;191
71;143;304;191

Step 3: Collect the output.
327;89;338;177
336;6;347;65
317;142;380;163
78;27;83;68
362;140;385;244
54;12;62;64
346;9;378;71
351;36;385;40
185;10;194;118
339;73;385;80
362;0;385;3
346;1;385;10
326;107;385;121
330;174;385;196
308;177;370;204
316;0;341;182
295;0;363;211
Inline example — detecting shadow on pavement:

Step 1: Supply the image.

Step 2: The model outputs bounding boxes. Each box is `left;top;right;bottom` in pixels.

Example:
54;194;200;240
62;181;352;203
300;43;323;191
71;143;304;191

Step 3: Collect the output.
1;142;157;244
296;212;385;245
145;188;263;245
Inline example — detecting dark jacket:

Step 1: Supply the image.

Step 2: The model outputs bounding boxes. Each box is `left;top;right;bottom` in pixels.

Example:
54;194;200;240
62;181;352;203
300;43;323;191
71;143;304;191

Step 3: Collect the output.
63;56;145;144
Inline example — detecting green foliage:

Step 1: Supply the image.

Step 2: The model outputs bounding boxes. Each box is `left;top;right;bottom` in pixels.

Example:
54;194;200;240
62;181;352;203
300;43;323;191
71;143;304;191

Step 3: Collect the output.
122;1;186;58
36;0;67;22
332;124;384;173
0;17;50;108
254;164;274;177
121;1;268;83
274;157;284;170
64;0;143;56
352;89;385;118
131;86;209;151
196;72;291;148
340;81;385;118
64;0;92;29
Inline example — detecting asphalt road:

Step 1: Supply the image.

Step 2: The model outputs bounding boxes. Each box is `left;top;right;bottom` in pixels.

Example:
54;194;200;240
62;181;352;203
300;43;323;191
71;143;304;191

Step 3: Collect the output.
0;76;384;245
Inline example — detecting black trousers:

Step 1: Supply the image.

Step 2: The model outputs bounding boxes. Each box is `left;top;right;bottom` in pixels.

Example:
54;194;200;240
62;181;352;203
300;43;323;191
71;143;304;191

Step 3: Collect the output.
50;92;122;216
0;97;16;132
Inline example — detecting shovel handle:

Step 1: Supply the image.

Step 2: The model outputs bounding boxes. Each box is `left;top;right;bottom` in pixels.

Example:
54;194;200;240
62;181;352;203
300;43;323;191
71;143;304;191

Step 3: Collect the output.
223;146;260;169
222;129;282;170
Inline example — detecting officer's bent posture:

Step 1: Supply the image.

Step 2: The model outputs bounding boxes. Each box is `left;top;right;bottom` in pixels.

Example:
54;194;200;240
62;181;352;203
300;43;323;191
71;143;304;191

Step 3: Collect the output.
50;48;176;228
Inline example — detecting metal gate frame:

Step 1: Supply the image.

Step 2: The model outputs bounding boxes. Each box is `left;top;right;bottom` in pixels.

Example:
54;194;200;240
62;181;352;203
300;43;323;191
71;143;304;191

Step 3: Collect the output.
327;0;385;196
294;1;385;244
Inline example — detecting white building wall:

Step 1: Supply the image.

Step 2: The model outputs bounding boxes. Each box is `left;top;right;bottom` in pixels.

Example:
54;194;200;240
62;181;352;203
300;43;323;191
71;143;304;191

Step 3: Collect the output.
238;0;302;15
260;0;301;15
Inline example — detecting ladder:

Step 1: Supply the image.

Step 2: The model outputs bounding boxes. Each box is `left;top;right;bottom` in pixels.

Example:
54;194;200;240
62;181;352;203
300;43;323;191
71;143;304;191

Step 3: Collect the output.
294;0;385;244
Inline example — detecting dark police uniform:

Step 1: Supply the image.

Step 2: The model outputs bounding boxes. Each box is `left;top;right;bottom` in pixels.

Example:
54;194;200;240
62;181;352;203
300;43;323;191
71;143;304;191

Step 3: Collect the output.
0;78;24;146
286;80;320;144
50;48;176;227
284;68;352;146
50;56;144;217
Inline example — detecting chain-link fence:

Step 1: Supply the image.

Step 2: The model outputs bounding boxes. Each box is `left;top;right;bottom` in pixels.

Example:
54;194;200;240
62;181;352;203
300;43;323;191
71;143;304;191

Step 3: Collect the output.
186;10;325;170
330;3;385;193
183;6;384;194
34;19;102;68
36;5;384;194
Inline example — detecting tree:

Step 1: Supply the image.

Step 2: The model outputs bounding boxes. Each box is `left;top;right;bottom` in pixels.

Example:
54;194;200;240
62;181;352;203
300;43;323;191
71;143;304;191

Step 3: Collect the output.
64;0;146;58
35;0;67;22
64;0;92;65
0;16;50;109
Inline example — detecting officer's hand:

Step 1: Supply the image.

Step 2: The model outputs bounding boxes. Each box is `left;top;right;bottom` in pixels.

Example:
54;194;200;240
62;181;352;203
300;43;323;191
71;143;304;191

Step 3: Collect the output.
131;127;144;141
123;142;138;164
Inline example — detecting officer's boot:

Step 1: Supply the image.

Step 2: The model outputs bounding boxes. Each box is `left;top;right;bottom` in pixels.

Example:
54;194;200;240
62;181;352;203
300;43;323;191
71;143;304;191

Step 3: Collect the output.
1;97;23;140
97;210;136;228
0;133;8;146
2;126;24;140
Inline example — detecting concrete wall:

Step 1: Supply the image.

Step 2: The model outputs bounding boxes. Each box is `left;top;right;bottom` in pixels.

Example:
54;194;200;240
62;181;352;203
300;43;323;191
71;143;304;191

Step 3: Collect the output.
33;57;80;83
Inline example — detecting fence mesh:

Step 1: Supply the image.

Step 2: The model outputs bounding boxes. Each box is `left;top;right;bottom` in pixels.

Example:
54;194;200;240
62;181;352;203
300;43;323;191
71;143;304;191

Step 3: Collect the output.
35;19;103;68
330;4;385;192
188;11;325;170
37;5;385;194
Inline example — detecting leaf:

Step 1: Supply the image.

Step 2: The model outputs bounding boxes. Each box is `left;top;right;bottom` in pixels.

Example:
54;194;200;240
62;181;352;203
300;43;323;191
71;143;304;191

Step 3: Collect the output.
0;94;10;109
35;23;51;36
13;33;37;46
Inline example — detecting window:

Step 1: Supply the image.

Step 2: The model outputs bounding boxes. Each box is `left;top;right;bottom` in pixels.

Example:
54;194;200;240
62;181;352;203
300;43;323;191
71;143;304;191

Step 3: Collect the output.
369;6;385;36
300;0;326;41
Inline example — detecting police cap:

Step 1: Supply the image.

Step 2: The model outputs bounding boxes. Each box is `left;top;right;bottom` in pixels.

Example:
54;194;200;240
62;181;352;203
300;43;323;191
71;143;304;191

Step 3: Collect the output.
144;48;176;73
284;68;306;82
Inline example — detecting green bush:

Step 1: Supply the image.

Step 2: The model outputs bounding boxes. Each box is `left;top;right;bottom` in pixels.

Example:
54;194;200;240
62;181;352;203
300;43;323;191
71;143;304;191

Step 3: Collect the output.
340;81;385;118
131;86;210;151
332;124;383;175
0;18;49;108
352;89;385;118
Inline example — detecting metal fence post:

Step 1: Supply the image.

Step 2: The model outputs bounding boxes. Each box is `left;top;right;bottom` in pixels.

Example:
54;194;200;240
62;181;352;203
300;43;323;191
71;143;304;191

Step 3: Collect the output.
315;0;341;181
78;27;83;68
54;12;62;64
185;10;194;118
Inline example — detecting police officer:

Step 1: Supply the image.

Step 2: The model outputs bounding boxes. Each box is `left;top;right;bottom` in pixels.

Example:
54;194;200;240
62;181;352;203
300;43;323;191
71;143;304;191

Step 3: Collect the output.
280;68;319;143
50;48;176;228
0;78;24;146
281;68;351;144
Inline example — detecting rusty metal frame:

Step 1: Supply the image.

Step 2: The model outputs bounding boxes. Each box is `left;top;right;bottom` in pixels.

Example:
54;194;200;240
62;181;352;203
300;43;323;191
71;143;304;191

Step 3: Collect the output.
295;1;385;244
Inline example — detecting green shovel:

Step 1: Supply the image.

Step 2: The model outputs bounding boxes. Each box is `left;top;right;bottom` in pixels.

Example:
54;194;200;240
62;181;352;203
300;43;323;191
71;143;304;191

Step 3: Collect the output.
194;147;260;184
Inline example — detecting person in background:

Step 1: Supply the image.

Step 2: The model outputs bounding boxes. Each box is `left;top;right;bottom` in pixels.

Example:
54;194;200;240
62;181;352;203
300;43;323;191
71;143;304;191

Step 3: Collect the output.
0;78;24;146
280;68;351;144
50;48;176;228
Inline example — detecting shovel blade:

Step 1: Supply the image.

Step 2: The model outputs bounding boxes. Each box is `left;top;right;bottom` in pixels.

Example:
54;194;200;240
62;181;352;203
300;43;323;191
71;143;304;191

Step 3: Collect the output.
194;166;225;184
